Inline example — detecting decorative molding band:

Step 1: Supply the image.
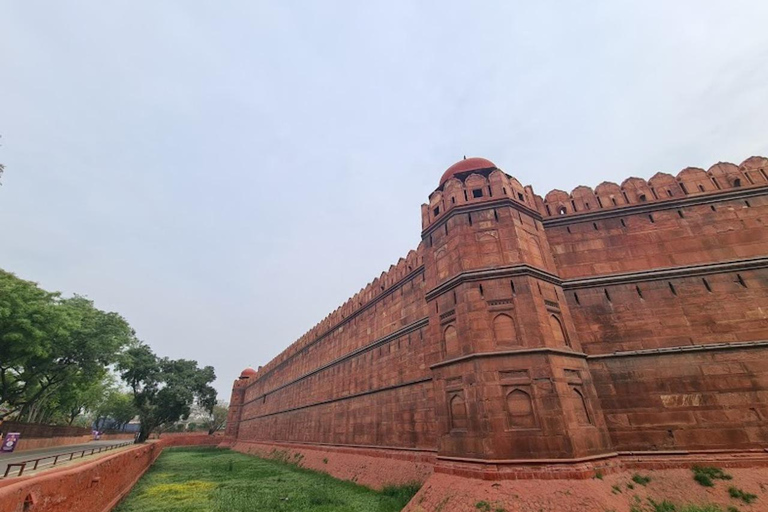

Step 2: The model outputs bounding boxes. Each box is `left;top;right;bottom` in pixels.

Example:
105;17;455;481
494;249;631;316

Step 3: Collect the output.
243;317;430;406
426;264;562;301
542;186;768;227
422;197;543;238
564;257;768;290
254;265;425;384
430;348;588;370
586;340;768;360
241;377;433;421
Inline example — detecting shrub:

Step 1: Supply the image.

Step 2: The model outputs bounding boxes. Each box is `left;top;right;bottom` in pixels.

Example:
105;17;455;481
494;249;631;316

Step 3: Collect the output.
728;487;757;504
632;473;652;486
691;466;732;487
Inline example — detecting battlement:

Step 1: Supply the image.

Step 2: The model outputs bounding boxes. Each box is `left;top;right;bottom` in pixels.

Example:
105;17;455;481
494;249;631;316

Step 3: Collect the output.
249;244;425;384
536;156;768;218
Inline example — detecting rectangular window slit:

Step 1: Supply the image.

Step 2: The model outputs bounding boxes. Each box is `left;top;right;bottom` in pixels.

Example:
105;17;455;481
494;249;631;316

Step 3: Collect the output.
648;214;654;223
574;292;580;305
604;289;612;302
737;274;747;288
677;209;684;218
669;282;677;296
636;285;643;299
702;278;712;293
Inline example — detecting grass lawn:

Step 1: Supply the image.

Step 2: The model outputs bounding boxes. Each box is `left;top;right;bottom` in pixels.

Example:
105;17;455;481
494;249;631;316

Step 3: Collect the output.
114;446;419;512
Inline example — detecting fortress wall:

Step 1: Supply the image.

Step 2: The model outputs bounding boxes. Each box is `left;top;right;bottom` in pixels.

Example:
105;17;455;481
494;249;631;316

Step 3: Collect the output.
541;174;768;452
588;347;768;451
544;192;768;279
235;246;440;450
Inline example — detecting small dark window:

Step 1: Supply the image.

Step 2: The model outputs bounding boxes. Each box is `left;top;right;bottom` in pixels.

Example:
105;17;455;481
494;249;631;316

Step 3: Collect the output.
710;205;716;212
745;200;751;208
558;206;567;215
451;197;455;204
667;189;673;197
585;202;590;210
703;278;712;293
537;282;542;294
698;184;705;192
611;197;617;206
503;187;507;195
493;209;499;222
677;209;684;218
453;290;457;303
472;189;483;198
622;191;629;203
648;214;655;223
745;173;755;184
510;280;516;294
596;196;604;208
433;207;440;216
488;186;493;197
604;289;612;302
566;226;571;233
737;274;747;288
468;213;473;226
679;182;689;194
620;218;626;227
639;194;647;202
636;285;643;299
517;192;525;201
669;282;677;296
464;190;468;201
592;222;598;230
479;284;484;297
733;178;742;187
545;205;552;215
650;188;659;199
712;177;721;190
574;292;580;305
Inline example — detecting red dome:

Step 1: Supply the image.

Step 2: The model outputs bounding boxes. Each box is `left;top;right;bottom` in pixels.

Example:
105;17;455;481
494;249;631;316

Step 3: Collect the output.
239;367;258;378
439;157;497;186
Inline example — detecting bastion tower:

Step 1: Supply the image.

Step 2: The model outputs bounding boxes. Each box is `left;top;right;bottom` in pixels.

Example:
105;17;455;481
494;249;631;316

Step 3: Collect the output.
422;158;613;467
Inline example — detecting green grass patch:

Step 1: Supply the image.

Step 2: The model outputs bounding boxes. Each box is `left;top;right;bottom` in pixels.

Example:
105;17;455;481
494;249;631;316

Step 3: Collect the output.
728;487;757;504
691;466;732;487
632;473;652;486
114;446;420;512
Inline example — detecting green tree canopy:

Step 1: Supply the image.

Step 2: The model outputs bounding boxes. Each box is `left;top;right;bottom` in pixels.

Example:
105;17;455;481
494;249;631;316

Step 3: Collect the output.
0;270;137;422
118;344;217;442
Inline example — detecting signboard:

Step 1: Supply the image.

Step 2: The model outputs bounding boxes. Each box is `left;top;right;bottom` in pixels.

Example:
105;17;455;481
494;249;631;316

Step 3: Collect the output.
1;432;20;453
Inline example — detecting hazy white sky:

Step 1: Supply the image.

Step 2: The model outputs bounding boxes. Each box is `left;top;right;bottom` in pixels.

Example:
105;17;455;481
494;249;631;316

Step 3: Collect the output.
1;1;767;398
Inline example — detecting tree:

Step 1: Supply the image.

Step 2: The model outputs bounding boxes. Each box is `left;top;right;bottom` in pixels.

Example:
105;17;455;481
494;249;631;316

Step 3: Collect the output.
0;270;137;422
97;390;137;431
118;344;217;443
206;401;228;435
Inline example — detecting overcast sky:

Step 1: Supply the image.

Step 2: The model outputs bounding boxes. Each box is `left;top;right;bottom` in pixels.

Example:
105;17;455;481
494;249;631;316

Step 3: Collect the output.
1;2;767;398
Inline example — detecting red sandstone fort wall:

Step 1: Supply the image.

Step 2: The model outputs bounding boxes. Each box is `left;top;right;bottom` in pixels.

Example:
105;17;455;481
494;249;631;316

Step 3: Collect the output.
228;155;768;471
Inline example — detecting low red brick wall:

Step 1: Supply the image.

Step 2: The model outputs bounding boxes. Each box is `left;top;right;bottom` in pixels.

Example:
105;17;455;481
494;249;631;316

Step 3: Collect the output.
15;433;134;453
0;435;220;512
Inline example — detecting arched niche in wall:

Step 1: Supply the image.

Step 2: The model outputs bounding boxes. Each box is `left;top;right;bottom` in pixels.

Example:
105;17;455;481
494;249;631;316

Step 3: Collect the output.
449;392;468;430
443;325;459;356
506;388;536;428
549;314;571;347
493;313;518;346
572;387;592;426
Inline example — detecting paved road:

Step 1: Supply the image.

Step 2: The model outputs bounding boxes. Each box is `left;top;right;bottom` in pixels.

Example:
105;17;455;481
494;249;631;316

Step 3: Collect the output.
0;440;131;477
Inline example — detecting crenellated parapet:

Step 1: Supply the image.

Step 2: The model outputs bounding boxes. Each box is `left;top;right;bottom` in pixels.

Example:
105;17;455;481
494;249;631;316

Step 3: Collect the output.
247;245;426;384
536;156;768;217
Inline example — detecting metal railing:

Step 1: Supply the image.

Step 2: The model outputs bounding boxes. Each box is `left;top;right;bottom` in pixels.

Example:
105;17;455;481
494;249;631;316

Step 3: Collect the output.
2;441;134;478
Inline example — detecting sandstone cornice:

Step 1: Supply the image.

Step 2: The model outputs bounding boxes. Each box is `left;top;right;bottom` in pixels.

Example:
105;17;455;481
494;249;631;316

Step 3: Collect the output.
586;339;768;360
430;348;588;370
425;264;562;301
563;257;768;289
421;197;543;238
